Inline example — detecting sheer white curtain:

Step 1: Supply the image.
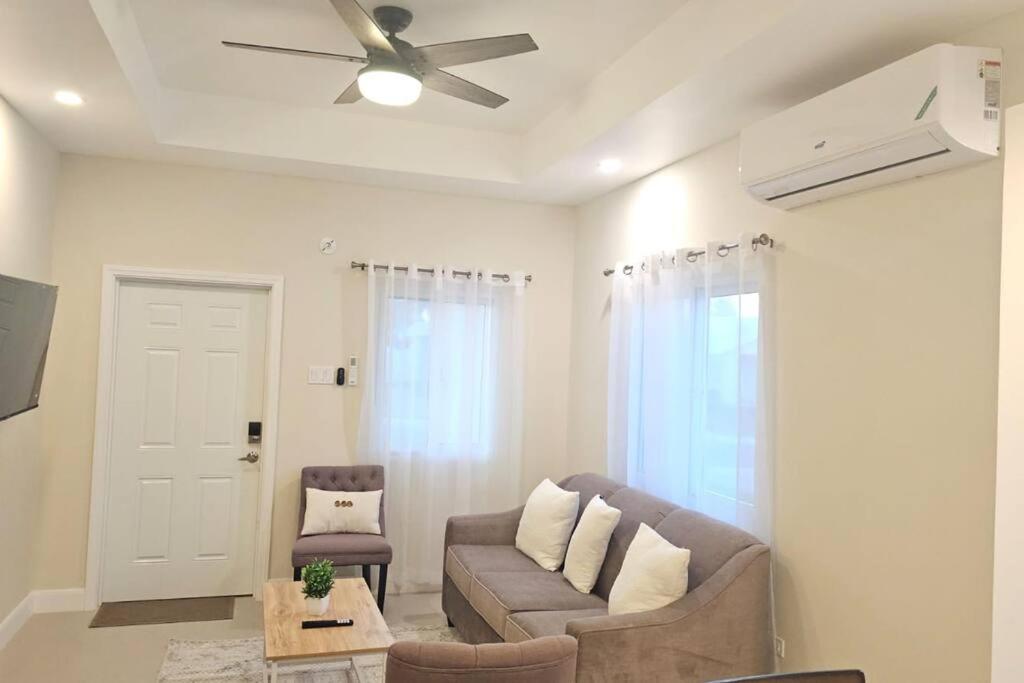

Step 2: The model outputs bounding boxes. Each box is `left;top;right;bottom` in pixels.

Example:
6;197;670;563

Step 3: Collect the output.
607;235;774;542
358;263;525;593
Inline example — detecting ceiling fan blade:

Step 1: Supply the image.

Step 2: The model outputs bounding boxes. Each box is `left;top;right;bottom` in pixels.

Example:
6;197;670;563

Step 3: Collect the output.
422;70;509;109
221;41;367;64
334;79;362;104
329;0;397;56
412;34;538;68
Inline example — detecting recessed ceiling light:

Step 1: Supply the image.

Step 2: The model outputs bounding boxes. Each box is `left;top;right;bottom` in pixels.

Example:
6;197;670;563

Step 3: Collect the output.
598;158;623;174
54;90;84;106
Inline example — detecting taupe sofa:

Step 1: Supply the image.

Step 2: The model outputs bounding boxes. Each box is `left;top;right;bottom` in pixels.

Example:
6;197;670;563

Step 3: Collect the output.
442;473;773;682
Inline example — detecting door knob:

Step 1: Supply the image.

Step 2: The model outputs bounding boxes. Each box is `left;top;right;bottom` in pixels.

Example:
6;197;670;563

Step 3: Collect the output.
238;452;259;464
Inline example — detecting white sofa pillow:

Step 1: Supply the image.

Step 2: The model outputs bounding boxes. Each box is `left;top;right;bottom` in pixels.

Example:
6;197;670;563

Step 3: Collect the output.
563;495;622;593
608;523;690;615
301;488;383;536
515;479;580;571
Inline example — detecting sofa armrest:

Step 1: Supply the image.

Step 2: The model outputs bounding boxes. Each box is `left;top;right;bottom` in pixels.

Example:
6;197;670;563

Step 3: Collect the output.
566;544;773;682
444;506;525;549
386;636;577;682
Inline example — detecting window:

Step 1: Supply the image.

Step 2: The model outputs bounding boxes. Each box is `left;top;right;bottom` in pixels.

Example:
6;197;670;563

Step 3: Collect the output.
382;296;495;456
608;245;773;540
697;291;760;523
358;266;527;592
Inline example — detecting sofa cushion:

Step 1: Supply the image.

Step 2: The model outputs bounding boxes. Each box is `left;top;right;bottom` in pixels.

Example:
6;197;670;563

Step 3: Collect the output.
592;487;679;599
292;532;392;566
558;474;626;524
446;545;545;598
654;508;760;590
468;573;606;643
505;608;608;643
469;571;607;639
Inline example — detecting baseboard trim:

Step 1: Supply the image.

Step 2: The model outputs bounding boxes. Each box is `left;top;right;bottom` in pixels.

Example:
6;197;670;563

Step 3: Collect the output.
0;592;34;651
34;588;86;614
0;588;88;650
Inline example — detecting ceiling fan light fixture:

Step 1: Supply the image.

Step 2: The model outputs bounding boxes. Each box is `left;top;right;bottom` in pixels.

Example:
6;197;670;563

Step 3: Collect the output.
357;64;422;106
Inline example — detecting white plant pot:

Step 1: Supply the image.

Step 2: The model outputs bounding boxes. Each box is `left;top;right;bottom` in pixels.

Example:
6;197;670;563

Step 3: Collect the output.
305;596;330;616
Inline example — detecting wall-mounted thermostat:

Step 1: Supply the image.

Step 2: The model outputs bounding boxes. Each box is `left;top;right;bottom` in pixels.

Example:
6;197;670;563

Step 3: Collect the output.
348;356;358;386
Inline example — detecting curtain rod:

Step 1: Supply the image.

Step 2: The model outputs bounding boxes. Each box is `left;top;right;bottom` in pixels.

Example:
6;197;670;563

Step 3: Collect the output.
351;262;533;283
602;233;775;277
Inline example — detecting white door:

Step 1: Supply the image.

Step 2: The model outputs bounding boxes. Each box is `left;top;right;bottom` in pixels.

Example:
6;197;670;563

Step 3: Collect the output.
101;281;267;602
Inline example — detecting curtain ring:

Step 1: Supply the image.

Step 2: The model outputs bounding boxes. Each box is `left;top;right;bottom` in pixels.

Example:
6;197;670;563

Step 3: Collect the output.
686;252;699;263
717;244;731;258
623;264;634;275
502;273;510;283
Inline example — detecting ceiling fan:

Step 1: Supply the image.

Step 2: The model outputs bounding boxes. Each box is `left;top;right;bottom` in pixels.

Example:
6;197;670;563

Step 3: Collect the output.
222;0;538;108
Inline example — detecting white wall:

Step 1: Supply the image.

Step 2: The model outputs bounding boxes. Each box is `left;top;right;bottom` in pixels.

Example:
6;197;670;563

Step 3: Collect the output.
36;155;577;588
0;97;60;621
570;135;1001;683
992;102;1024;683
565;12;1024;678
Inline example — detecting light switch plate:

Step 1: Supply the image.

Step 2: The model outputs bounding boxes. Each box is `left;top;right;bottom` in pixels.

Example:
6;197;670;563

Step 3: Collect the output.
307;366;335;385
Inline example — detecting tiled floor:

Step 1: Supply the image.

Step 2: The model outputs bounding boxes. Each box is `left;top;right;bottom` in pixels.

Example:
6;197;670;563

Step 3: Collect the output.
0;591;444;682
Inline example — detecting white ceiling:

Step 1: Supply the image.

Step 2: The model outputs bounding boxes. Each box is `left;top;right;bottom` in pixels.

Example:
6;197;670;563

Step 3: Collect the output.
2;0;1023;205
134;0;685;134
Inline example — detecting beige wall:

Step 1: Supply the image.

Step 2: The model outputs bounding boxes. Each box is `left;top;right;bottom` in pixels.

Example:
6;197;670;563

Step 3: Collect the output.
37;155;576;587
566;13;1024;680
992;103;1024;683
0;96;59;620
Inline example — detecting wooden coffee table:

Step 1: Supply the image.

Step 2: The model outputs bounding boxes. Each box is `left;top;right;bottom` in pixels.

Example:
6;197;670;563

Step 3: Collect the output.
262;578;395;682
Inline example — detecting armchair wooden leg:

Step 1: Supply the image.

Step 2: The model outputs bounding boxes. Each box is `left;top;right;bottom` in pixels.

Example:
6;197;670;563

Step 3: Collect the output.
361;564;372;589
293;566;301;581
377;564;388;611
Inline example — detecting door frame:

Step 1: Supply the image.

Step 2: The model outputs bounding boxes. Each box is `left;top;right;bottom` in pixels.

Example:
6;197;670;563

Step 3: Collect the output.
84;265;285;610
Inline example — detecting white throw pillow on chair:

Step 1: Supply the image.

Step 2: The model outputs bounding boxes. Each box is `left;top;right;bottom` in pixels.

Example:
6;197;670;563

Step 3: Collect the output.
515;479;580;571
608;523;690;615
562;495;622;593
301;488;383;535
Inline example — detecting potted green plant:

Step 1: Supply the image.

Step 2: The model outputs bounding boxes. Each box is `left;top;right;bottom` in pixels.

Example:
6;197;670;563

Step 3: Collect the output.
300;559;335;616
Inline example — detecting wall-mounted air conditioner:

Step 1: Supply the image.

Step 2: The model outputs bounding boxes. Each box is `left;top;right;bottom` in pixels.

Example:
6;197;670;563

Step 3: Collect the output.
739;43;1002;209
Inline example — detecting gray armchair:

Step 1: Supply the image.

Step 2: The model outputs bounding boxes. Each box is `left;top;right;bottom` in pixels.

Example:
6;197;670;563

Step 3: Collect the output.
291;465;392;610
385;636;577;683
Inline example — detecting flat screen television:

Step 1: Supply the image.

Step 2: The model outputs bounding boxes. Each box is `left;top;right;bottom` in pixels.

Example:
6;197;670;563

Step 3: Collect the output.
0;273;58;422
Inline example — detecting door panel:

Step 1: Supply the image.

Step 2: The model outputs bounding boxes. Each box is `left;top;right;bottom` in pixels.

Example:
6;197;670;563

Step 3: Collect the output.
102;281;267;602
196;477;234;560
201;351;240;447
141;348;180;447
134;478;173;562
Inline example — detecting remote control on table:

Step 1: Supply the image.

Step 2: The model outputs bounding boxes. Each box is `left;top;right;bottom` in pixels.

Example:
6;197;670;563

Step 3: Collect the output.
301;618;354;629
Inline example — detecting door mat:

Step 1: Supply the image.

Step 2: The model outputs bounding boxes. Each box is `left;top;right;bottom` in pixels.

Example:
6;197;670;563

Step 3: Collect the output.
89;596;235;628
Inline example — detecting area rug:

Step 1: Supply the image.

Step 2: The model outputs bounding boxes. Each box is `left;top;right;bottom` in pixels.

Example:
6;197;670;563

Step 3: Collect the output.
157;624;462;683
90;596;235;628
